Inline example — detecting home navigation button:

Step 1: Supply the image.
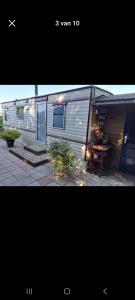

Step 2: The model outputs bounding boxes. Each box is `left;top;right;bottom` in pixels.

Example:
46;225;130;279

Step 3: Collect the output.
64;288;71;295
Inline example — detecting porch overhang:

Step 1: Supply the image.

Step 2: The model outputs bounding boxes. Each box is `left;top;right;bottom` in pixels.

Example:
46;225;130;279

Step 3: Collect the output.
94;93;135;106
94;99;135;106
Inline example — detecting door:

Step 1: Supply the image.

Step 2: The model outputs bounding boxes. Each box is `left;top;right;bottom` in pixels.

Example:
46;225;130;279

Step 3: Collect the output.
120;112;135;175
37;102;46;143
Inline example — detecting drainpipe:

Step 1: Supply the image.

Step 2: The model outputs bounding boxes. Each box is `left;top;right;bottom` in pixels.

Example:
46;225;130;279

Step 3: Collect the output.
35;85;38;96
84;86;94;161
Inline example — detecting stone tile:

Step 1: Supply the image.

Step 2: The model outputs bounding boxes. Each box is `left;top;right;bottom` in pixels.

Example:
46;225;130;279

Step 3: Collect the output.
14;177;34;186
85;177;102;186
1;140;135;187
0;172;13;181
20;166;33;171
15;181;27;186
31;171;48;180
26;168;39;175
32;165;44;172
84;173;96;182
2;182;17;186
10;168;27;175
28;182;41;186
86;181;97;186
26;178;38;185
0;169;10;175
100;182;113;186
38;177;53;186
45;162;53;168
16;176;35;185
14;173;30;181
35;165;53;173
47;181;60;186
6;167;18;172
50;175;69;186
1;176;17;186
65;181;76;186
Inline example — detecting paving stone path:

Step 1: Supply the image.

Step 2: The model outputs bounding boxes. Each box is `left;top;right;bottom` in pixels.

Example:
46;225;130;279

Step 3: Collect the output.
0;139;135;186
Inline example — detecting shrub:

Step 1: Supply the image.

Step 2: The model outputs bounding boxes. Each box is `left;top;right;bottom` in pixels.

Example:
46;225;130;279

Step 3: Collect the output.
0;116;3;127
48;141;76;175
0;129;21;140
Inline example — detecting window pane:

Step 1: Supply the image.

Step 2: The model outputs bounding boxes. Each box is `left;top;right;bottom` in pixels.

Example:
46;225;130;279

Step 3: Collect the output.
16;107;24;120
53;105;65;129
53;105;64;115
53;115;64;128
5;110;9;121
37;103;46;142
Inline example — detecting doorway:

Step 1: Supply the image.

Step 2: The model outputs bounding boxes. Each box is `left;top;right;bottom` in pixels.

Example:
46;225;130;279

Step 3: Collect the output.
120;112;135;175
36;102;46;143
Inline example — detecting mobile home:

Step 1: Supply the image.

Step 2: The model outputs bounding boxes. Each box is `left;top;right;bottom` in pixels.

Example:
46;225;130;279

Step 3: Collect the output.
1;85;135;175
1;86;111;157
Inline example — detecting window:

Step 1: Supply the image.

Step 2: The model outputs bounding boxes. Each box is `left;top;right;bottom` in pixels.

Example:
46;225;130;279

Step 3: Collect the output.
53;105;65;129
16;107;24;120
4;109;9;121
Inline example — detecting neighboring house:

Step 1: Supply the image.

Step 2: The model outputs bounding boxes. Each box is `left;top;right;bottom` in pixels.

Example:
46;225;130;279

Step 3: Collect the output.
1;85;135;175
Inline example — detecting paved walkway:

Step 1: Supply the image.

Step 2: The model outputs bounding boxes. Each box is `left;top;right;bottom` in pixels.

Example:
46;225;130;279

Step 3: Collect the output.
0;139;135;186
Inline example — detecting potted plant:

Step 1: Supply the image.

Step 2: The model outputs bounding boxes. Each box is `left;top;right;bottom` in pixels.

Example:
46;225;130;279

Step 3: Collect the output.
0;129;21;147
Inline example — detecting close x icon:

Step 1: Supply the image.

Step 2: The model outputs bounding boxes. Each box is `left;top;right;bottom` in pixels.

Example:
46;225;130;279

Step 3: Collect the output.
8;20;16;27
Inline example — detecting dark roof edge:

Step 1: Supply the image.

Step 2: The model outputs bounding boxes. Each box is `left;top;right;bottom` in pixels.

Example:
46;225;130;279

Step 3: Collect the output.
1;98;29;105
95;100;135;106
95;97;135;103
1;85;113;105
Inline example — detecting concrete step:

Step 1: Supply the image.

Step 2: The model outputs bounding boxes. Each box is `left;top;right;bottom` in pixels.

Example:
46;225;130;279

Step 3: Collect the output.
24;143;47;155
9;146;51;167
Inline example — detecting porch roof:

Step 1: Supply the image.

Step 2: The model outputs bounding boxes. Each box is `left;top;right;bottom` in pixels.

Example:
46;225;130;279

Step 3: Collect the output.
95;93;135;106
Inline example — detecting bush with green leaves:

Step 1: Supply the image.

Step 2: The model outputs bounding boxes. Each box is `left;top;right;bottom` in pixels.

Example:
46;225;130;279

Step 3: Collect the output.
48;141;76;175
0;129;21;140
0;116;3;127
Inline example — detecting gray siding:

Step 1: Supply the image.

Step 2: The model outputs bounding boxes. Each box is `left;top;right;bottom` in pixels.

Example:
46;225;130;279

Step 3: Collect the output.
2;99;35;130
47;90;91;158
1;86;113;158
2;98;36;142
48;87;91;103
16;130;36;144
47;100;89;144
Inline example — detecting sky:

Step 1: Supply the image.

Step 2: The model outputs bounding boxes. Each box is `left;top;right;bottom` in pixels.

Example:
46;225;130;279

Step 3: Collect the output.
1;85;135;112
